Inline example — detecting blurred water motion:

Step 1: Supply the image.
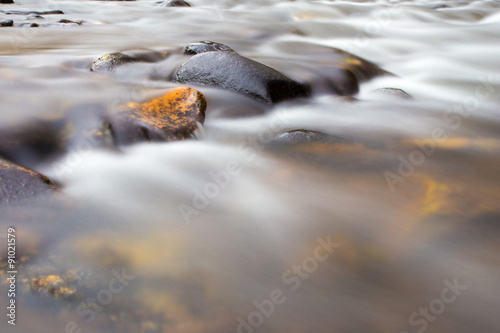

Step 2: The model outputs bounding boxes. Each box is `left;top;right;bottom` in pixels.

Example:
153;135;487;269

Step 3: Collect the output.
1;0;500;332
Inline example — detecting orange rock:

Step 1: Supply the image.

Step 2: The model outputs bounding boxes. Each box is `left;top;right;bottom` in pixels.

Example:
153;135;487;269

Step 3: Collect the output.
110;86;207;145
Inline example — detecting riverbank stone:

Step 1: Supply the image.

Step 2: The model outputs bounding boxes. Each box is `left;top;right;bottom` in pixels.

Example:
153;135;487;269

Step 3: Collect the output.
174;51;311;103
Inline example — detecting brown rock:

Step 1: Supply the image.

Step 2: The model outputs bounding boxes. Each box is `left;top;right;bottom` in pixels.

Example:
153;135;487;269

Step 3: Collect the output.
108;86;207;145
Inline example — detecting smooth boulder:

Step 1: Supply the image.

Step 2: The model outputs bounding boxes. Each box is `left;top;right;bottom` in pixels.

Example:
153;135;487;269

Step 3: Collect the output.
174;51;310;103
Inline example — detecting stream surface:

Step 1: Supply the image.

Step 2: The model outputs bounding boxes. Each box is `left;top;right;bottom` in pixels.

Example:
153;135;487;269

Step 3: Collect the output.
1;1;500;333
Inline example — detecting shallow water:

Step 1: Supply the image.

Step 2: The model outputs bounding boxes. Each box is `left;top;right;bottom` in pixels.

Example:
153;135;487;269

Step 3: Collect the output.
1;0;500;333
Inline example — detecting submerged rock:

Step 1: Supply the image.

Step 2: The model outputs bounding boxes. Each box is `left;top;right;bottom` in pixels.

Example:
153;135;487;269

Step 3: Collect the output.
0;161;59;204
26;13;44;20
338;52;390;82
161;0;191;7
0;103;108;169
90;50;169;72
375;88;413;99
184;41;236;55
19;23;39;27
108;86;206;145
90;53;136;72
274;130;335;144
58;19;82;25
0;19;13;26
309;66;360;96
174;51;310;103
1;10;64;15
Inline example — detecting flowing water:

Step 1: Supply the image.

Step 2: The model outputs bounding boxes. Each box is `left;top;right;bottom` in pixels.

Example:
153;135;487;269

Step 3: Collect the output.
1;0;500;332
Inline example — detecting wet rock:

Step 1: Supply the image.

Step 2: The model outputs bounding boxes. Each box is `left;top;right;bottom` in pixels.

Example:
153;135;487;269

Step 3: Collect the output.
184;41;235;55
1;10;64;15
0;161;59;204
0;103;108;169
108;86;206;145
161;0;191;7
26;13;44;20
375;88;412;99
90;53;135;72
309;66;359;96
58;19;82;25
0;120;69;169
0;19;13;26
274;130;335;144
339;54;390;82
20;23;39;27
90;50;169;72
174;51;311;103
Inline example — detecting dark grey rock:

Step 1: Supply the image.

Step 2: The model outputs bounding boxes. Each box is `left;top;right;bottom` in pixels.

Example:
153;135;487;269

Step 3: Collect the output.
161;0;191;7
174;51;311;103
0;19;13;26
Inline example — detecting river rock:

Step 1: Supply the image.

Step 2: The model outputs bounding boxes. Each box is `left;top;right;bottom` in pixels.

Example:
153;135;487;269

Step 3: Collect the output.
91;50;169;72
26;14;44;20
161;0;191;7
58;19;82;25
0;161;59;204
20;23;39;27
108;86;206;145
174;51;311;103
184;41;235;55
0;19;13;26
375;88;412;99
274;130;335;144
2;10;64;15
0;103;108;169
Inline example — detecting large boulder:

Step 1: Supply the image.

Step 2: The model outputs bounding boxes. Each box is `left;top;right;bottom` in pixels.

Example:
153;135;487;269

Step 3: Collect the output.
173;51;311;103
